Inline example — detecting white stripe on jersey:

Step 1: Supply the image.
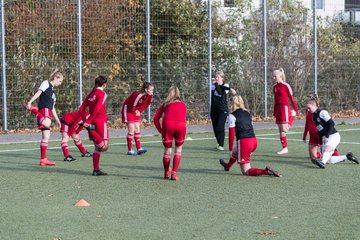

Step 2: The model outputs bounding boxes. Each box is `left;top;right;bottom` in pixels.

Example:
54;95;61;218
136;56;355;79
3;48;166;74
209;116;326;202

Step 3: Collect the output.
133;93;144;107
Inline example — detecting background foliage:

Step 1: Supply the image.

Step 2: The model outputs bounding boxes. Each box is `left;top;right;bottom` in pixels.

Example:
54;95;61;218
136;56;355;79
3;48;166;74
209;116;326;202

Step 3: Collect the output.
0;0;359;129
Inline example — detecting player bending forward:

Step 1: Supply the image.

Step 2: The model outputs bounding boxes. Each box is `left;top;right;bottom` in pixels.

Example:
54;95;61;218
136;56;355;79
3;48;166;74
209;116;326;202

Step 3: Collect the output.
154;86;187;181
60;111;92;161
219;95;281;177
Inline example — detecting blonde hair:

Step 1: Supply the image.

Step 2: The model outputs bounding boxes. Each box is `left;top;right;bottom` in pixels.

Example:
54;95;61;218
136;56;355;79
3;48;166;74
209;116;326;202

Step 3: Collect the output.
230;95;247;112
273;68;286;82
215;70;224;78
306;94;320;107
49;68;63;81
164;86;180;106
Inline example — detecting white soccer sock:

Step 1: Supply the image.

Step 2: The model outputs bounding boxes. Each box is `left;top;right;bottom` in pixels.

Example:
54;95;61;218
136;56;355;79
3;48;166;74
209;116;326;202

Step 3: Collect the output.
328;155;347;164
321;151;332;164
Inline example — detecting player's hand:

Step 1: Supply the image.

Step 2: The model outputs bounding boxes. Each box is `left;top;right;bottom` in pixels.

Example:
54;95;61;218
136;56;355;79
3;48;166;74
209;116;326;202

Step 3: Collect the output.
230;88;236;95
26;102;32;110
322;136;328;144
135;110;140;116
229;150;233;158
303;139;307;143
56;120;61;128
83;122;90;128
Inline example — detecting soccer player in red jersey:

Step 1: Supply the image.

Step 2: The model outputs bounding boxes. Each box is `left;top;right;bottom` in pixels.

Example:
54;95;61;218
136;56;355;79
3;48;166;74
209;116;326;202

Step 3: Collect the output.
272;68;298;155
153;86;187;181
121;82;154;155
219;95;281;177
79;76;109;176
60;111;92;162
25;69;63;166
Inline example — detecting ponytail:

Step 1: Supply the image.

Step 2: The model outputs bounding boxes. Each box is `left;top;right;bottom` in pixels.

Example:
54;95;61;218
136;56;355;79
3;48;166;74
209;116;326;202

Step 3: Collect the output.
273;68;286;82
92;75;108;91
141;82;153;93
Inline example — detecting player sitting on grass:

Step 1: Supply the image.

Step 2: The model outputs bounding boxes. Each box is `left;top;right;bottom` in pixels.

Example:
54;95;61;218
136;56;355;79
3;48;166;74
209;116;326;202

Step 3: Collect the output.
306;94;358;168
219;95;281;177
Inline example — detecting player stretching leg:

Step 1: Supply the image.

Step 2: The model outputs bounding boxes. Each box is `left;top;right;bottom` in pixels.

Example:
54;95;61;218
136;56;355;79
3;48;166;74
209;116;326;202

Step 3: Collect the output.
306;95;358;169
79;76;109;176
219;95;281;177
25;69;63;166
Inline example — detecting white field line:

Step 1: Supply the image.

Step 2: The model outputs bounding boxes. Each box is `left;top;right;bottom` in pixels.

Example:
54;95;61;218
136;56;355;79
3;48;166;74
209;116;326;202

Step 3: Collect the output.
0;129;359;153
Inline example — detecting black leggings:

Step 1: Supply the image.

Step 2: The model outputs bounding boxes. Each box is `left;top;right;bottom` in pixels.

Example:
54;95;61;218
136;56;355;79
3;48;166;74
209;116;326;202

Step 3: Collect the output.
211;111;228;147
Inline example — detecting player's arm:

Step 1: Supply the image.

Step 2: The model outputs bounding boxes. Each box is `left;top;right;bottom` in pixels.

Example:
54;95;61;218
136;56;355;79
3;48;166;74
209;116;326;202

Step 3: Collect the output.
319;110;334;139
153;105;164;134
86;93;106;124
26;90;42;109
287;85;299;113
303;121;308;142
52;107;61;128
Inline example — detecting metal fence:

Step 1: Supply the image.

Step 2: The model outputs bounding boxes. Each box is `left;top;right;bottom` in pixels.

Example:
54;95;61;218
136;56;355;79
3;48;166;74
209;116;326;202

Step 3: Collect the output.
0;0;359;130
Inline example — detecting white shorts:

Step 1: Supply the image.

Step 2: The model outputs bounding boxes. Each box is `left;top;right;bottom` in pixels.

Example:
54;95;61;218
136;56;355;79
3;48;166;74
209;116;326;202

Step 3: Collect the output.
324;132;341;151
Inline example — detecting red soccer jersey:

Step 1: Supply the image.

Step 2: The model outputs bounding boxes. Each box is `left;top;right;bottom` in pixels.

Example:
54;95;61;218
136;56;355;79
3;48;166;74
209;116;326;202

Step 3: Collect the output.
61;111;82;125
273;82;298;112
303;110;318;140
123;91;153;114
79;87;107;124
153;101;187;133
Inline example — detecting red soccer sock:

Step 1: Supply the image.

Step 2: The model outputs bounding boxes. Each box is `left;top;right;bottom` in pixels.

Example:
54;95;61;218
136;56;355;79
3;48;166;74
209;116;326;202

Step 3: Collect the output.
172;152;182;173
280;133;287;148
333;149;340;156
93;150;100;171
317;152;322;159
61;141;69;157
40;140;48;160
127;133;133;151
227;157;237;169
134;132;141;150
163;153;171;172
247;168;267;176
74;139;86;154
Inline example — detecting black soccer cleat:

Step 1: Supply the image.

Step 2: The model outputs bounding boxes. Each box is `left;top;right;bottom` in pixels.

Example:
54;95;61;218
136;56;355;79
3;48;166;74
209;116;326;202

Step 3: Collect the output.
92;170;108;176
137;148;147;155
81;151;92;157
219;159;229;172
265;166;281;177
313;159;325;169
64;155;76;162
346;152;359;164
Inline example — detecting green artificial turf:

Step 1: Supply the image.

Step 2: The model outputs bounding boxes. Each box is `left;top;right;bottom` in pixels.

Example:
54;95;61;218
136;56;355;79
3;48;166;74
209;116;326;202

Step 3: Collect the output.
0;125;359;240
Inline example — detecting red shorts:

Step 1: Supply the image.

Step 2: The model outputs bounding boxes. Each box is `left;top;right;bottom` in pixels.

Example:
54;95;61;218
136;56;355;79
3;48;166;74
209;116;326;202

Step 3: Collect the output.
309;129;320;146
37;108;52;128
88;119;109;141
162;121;186;148
60;118;84;136
121;104;140;123
274;104;289;124
231;137;258;165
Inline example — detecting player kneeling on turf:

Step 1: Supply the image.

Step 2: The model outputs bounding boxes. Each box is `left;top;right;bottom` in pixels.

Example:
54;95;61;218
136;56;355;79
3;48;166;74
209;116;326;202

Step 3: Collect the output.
219;95;281;177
